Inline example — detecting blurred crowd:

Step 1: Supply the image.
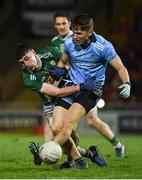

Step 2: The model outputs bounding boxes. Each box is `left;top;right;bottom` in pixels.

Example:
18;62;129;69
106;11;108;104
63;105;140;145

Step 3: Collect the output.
103;2;142;104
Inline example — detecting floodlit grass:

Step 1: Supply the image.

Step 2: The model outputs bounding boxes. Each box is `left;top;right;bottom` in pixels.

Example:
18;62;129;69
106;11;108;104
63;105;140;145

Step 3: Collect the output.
0;133;142;179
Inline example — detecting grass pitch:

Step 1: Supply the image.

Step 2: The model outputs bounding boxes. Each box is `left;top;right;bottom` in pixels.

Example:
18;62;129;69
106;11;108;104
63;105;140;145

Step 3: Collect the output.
0;133;142;179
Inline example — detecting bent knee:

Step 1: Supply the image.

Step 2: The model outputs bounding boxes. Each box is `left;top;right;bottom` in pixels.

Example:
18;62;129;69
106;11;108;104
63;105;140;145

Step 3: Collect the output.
51;125;61;135
85;114;99;127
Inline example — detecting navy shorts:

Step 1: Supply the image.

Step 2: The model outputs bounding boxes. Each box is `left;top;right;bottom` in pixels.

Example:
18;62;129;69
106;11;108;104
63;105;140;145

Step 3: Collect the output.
55;91;100;113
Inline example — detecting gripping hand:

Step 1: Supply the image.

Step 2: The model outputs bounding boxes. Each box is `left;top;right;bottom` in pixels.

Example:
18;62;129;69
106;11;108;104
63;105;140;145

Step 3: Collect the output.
118;82;131;98
80;78;94;91
80;78;102;91
48;66;68;80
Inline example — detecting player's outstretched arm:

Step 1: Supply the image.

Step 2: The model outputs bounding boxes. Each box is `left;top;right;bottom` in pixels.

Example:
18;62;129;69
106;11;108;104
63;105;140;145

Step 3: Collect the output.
40;82;80;97
40;78;95;97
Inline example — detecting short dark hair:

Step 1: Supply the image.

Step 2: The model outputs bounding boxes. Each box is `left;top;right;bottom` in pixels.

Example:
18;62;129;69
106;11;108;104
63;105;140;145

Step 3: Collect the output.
54;11;71;22
15;43;32;60
72;13;94;31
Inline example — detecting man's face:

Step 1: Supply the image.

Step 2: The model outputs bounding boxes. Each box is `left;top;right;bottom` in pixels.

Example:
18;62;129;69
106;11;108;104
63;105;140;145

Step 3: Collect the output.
54;17;71;38
18;50;38;71
73;27;92;46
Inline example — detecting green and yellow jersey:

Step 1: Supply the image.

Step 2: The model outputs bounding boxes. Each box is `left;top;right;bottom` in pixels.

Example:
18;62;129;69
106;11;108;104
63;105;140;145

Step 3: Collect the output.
50;35;65;52
50;31;72;52
22;46;62;107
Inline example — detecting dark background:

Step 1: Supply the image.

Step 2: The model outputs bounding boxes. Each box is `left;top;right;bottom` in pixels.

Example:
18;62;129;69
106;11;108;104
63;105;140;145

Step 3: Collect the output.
0;0;142;110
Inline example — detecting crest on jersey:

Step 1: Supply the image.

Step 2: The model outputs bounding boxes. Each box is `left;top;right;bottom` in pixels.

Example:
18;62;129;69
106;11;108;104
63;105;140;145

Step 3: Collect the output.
49;60;56;66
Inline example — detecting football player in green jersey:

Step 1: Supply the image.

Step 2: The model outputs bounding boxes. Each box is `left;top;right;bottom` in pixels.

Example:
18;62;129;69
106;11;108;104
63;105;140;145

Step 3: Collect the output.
50;12;125;163
15;43;103;169
50;11;72;52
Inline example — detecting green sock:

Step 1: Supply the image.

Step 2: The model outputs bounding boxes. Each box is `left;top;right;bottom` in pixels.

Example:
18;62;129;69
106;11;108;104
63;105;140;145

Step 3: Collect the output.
110;136;119;146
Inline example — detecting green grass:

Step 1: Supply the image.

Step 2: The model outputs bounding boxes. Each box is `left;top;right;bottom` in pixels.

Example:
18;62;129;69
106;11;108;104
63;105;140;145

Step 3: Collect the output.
0;133;142;179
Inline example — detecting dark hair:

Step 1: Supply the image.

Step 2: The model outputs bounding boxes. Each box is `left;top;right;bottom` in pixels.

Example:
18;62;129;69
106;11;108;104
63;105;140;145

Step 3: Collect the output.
15;43;32;60
72;13;94;31
54;11;71;22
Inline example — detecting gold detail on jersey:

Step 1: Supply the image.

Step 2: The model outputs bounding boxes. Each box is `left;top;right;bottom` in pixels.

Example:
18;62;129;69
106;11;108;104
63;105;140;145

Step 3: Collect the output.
46;75;55;84
49;60;56;66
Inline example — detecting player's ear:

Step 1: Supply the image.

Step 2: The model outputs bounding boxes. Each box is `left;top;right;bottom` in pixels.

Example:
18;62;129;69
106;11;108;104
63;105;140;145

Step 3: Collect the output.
32;49;36;54
88;30;93;37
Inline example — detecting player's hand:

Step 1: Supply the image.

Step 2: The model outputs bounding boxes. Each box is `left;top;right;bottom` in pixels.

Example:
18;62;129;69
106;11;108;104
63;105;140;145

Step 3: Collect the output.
80;78;102;92
118;82;131;98
48;66;68;80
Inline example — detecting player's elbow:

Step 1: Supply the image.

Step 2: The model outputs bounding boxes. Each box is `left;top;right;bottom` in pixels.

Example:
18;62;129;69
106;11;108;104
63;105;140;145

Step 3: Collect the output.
40;83;61;97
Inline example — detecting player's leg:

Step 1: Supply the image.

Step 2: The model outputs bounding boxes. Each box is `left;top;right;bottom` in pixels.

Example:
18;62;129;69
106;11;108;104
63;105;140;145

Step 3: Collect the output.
57;122;80;169
85;106;125;158
51;105;78;159
52;105;88;169
43;104;55;141
29;104;55;165
43;116;54;141
53;103;106;167
86;106;115;139
53;103;85;145
53;91;107;166
29;116;54;165
77;145;106;167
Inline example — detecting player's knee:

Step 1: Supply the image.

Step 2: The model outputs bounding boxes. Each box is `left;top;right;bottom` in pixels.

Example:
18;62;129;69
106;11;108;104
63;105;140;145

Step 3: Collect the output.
86;114;98;127
62;123;72;138
51;125;61;135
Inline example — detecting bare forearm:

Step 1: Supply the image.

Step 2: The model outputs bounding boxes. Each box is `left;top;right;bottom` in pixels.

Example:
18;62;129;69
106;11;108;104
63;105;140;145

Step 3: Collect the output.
118;67;130;83
56;85;80;97
40;83;80;97
109;56;130;83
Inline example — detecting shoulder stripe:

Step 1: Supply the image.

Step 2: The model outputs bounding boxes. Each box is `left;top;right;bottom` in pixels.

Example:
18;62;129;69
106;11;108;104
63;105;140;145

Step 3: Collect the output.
96;42;104;49
92;42;104;51
65;37;72;45
51;36;58;41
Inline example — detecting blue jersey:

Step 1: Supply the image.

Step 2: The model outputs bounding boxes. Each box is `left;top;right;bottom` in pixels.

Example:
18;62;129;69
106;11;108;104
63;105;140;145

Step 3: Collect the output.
64;32;117;85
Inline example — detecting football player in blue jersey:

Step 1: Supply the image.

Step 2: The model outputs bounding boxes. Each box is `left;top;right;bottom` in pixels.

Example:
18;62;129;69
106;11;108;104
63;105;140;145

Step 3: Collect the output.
50;12;126;160
49;13;131;168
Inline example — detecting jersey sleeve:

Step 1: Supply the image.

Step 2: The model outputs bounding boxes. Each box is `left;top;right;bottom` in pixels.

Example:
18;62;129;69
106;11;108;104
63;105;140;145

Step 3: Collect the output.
102;42;117;62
